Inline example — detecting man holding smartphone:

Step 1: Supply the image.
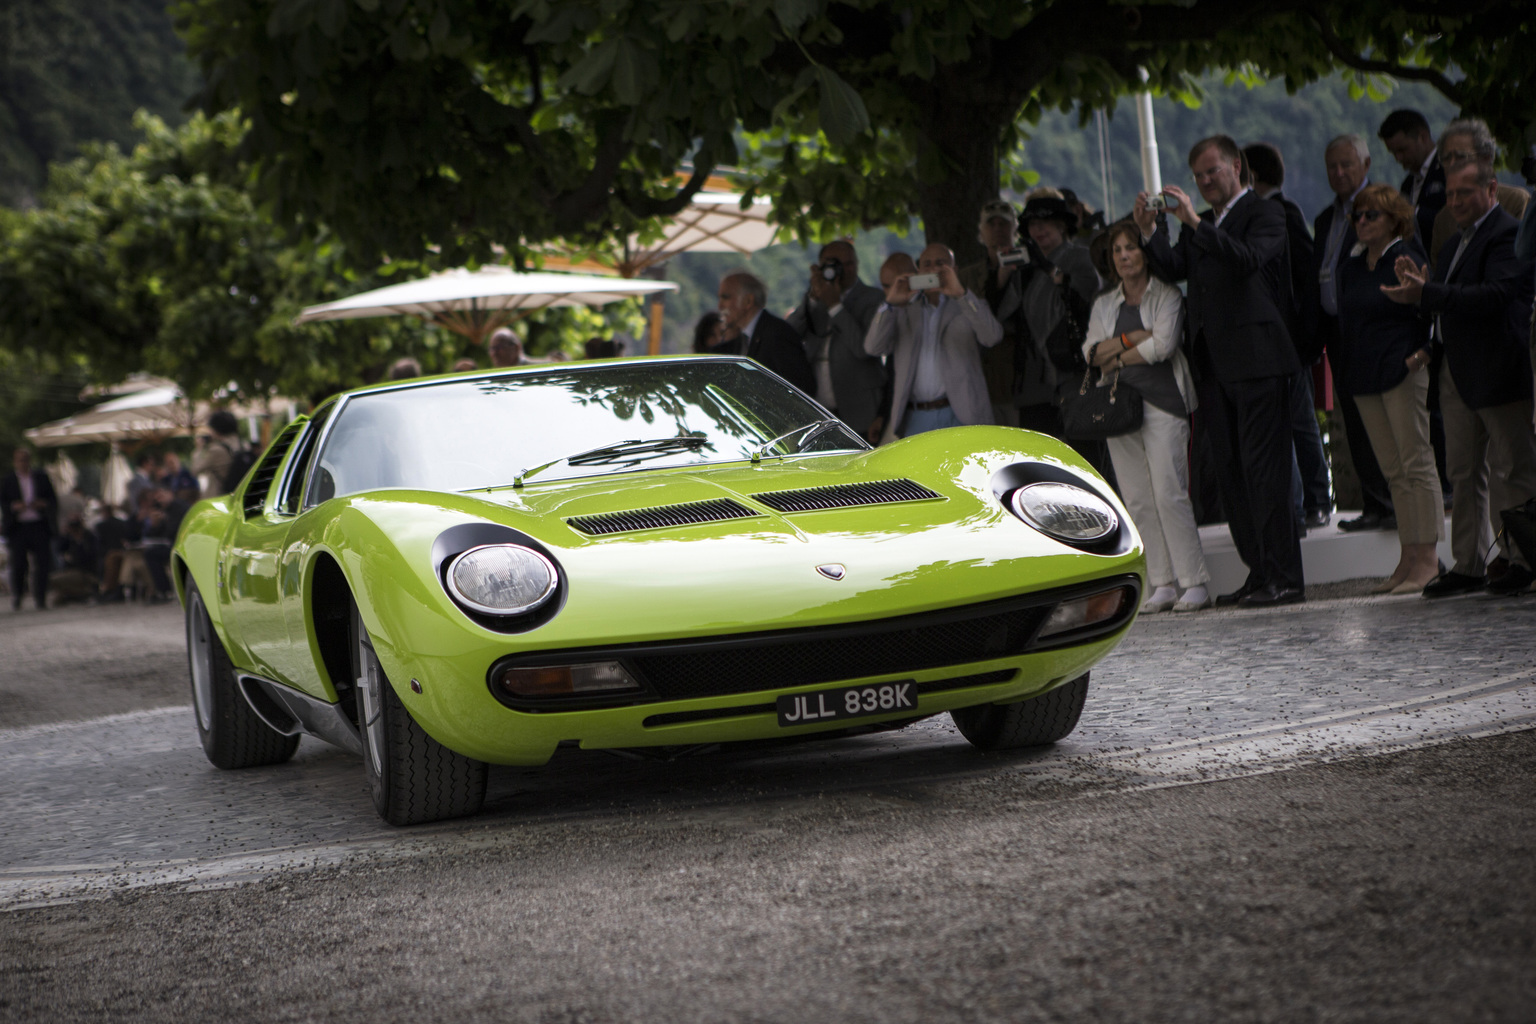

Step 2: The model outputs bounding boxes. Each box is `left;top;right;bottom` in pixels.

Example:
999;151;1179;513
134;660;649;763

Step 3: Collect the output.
864;244;1003;440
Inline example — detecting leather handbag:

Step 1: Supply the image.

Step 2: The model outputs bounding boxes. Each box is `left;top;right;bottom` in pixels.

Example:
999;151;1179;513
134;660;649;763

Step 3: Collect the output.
1059;364;1143;440
1499;498;1536;570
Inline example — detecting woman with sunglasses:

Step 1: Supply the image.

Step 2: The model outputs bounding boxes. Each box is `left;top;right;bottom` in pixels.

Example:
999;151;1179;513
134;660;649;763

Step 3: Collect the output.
1336;184;1442;593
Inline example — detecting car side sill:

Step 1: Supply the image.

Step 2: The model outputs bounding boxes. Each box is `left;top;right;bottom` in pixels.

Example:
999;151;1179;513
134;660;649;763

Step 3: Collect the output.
236;673;364;757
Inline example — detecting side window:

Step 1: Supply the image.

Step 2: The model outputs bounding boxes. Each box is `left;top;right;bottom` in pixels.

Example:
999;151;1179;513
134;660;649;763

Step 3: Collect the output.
279;404;335;514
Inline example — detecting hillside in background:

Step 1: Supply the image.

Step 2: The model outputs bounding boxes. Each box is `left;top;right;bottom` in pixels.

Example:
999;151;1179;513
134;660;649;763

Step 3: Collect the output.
653;74;1463;353
0;0;198;208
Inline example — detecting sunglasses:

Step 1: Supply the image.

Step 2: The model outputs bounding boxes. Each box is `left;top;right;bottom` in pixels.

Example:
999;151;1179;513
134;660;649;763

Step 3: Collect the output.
1351;209;1384;224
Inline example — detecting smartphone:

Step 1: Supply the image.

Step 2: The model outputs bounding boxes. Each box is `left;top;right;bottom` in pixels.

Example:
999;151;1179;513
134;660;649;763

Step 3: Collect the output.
907;273;941;290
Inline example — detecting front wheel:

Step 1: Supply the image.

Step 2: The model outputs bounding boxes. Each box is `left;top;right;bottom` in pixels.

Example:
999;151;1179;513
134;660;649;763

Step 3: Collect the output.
352;601;486;826
185;581;299;768
950;673;1089;751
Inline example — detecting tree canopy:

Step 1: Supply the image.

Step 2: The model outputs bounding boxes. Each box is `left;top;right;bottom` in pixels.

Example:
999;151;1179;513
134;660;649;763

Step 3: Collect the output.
173;0;1533;267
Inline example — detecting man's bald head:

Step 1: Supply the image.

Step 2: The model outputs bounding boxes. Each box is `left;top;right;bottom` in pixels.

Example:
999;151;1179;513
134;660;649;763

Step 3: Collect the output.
917;243;955;271
879;252;917;289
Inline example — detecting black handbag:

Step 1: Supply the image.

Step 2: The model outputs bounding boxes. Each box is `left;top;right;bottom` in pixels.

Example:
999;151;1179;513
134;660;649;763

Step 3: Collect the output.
1059;364;1143;440
1499;498;1536;570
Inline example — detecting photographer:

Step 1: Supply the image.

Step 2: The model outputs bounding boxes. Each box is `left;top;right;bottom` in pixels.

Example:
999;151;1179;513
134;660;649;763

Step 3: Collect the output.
959;199;1027;426
786;241;889;441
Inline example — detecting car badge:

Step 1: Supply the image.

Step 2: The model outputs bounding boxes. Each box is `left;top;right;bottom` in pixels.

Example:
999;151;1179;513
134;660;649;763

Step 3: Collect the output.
816;564;846;581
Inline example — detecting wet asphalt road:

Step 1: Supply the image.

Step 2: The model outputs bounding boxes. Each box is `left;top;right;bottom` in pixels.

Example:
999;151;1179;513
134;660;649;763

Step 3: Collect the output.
1;591;1534;1022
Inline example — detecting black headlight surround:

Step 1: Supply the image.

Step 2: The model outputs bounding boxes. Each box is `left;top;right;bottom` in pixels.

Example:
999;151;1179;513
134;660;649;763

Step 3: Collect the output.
432;523;567;633
991;462;1135;555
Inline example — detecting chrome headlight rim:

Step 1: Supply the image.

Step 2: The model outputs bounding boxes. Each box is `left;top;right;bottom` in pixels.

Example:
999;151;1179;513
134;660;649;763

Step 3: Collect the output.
445;543;560;617
1010;481;1119;544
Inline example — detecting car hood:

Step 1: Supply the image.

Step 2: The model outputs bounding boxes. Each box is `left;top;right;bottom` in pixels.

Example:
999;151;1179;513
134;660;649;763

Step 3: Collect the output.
325;427;1142;649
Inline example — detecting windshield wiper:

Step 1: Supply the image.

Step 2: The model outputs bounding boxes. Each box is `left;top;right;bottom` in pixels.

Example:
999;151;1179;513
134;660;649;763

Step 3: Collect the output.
748;418;848;463
513;435;712;487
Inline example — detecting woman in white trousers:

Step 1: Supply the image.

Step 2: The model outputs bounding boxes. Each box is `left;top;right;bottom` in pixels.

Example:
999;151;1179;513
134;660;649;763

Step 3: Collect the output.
1083;222;1211;613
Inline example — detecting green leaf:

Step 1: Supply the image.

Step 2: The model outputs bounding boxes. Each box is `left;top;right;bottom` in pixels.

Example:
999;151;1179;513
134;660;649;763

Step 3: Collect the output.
814;66;869;146
429;7;451;49
611;39;658;105
525;7;577;44
557;39;620;94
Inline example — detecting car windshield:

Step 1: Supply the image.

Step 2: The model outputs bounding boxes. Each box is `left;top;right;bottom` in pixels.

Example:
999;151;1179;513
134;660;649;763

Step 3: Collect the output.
307;357;866;501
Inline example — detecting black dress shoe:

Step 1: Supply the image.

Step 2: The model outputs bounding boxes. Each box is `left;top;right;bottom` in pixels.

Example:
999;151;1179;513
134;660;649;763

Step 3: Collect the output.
1338;512;1394;532
1486;563;1535;595
1421;571;1485;598
1238;583;1306;608
1305;508;1332;529
1215;580;1261;606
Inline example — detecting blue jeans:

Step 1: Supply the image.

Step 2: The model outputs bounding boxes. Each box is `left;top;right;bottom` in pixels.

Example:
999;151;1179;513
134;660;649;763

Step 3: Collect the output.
900;404;962;436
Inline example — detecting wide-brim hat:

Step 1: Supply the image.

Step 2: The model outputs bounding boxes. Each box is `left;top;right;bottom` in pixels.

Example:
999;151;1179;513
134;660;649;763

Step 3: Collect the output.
1020;196;1079;235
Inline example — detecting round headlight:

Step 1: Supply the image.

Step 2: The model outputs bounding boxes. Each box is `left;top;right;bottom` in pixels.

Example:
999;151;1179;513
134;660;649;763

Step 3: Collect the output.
1011;482;1118;543
446;544;559;616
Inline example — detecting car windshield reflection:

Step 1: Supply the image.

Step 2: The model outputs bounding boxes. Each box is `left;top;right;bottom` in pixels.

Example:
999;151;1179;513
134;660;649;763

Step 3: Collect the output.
307;357;866;502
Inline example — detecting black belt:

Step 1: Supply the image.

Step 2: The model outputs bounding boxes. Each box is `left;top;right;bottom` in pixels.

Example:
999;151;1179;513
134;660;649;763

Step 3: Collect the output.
907;396;949;411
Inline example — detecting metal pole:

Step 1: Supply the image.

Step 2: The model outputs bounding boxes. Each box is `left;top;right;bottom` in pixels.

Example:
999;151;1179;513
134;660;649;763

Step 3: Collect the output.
1134;67;1162;196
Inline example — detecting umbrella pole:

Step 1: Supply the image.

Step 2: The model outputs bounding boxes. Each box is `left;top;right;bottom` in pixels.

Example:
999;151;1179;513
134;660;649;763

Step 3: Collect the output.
647;300;665;356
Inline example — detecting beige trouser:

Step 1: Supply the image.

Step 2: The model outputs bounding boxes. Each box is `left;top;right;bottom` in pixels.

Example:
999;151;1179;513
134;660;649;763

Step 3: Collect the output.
1441;365;1536;572
1353;367;1445;546
1107;404;1210;589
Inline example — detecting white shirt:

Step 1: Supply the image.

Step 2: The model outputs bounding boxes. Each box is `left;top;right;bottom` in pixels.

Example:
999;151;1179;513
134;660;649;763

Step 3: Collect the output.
1213;186;1252;227
738;309;764;347
16;471;39;522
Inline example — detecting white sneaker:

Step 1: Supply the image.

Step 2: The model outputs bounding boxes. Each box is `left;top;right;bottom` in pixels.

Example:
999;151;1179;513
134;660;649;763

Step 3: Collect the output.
1173;585;1211;612
1140;586;1178;614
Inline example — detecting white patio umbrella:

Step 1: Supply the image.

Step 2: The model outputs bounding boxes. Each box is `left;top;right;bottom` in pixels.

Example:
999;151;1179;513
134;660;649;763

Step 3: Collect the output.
295;267;678;348
25;384;297;448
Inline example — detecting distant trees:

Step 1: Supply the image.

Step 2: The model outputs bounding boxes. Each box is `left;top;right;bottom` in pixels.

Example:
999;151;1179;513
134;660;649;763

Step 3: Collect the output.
0;0;199;207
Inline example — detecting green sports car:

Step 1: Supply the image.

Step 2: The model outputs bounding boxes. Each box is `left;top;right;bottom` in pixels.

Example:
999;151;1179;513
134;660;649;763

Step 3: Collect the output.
174;357;1145;825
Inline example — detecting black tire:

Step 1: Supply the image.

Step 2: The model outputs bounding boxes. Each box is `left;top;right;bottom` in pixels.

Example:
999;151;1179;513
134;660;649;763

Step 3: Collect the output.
185;581;299;769
950;673;1089;751
352;601;486;826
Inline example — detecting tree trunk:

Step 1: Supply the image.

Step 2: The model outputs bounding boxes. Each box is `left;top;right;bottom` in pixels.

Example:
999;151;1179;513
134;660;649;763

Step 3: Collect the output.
915;114;1001;271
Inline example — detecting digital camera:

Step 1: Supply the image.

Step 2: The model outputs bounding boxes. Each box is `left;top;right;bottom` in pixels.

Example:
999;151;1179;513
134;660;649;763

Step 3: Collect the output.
997;249;1030;267
1148;194;1181;211
907;272;941;290
818;258;843;281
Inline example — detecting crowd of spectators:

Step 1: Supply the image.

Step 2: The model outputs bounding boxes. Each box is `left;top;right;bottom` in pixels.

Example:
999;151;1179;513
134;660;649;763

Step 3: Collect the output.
697;108;1536;607
1;414;260;609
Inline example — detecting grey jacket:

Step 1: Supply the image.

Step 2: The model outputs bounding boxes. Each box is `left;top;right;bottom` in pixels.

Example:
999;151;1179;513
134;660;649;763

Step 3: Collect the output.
786;280;888;436
864;290;1004;440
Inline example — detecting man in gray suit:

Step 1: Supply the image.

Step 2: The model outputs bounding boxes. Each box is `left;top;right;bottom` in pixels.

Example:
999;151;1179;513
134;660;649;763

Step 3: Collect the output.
786;240;889;441
864;244;1004;440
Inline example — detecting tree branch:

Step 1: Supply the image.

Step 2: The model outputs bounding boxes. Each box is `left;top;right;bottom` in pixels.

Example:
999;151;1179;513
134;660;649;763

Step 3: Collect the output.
550;118;630;232
1302;8;1465;104
619;161;715;220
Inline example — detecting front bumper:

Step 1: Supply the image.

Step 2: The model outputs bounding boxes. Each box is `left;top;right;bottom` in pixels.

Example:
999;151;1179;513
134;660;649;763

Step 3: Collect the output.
379;575;1141;765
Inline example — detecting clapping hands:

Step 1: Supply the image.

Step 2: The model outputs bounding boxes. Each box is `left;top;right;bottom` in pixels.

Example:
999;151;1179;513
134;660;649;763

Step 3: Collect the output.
1380;255;1427;305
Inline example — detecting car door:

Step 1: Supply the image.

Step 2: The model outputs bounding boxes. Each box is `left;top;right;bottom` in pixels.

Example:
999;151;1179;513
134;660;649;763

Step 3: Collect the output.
219;418;307;685
271;403;340;699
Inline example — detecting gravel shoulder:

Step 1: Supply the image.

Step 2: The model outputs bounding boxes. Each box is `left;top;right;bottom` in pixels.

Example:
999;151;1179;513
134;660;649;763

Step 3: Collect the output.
3;730;1532;1024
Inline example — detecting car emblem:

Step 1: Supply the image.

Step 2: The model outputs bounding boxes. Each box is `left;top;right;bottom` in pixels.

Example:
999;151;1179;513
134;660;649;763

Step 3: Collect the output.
816;564;846;581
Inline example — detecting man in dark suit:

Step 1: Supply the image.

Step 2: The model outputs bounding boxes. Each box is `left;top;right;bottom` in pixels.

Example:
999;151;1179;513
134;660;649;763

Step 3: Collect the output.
2;446;58;611
716;272;816;395
1383;157;1536;596
1313;134;1397;533
1136;134;1305;607
785;240;889;441
1245;142;1333;531
1379;109;1446;246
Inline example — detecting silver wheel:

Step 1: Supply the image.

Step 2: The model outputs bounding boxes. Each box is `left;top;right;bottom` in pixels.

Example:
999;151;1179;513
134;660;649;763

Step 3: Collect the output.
183;579;299;769
186;588;215;733
355;613;386;778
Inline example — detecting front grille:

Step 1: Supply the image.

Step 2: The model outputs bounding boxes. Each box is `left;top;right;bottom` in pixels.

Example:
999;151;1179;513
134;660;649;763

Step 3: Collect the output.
629;602;1049;701
487;577;1139;713
567;498;762;536
750;478;942;513
638;669;1018;728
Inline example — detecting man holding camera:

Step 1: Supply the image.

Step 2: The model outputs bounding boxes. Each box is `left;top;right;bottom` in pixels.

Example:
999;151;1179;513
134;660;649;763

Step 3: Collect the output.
1137;134;1305;607
864;244;1002;440
786;241;889;442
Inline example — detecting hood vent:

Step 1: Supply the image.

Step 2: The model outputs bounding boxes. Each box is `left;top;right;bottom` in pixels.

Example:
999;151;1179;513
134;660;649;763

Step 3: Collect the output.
750;478;943;514
568;498;762;536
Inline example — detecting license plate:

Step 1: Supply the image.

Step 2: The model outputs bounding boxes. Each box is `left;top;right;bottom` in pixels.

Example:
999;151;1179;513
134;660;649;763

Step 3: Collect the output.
776;681;917;727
